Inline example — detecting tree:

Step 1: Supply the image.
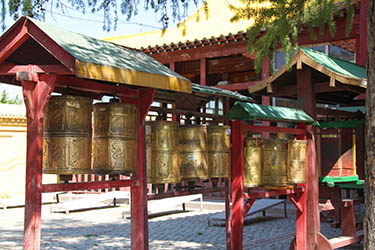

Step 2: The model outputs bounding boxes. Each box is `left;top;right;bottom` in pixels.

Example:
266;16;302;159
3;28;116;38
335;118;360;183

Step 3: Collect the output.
0;89;23;104
2;0;206;31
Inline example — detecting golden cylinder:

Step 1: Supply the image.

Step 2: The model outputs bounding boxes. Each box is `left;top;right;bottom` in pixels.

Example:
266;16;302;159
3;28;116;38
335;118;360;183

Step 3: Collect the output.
146;125;152;183
43;95;93;174
207;125;231;178
288;140;307;184
92;101;137;175
178;125;208;180
244;138;263;187
150;121;180;184
262;139;288;187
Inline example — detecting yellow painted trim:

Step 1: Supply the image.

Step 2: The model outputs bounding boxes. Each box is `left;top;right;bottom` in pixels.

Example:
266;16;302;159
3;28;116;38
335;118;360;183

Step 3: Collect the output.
353;129;357;176
75;60;192;93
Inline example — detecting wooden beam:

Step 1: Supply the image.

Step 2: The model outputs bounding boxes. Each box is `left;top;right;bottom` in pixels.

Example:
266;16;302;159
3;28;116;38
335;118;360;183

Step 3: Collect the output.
42;180;137;193
244;125;307;135
200;58;206;85
0;19;29;64
316;107;364;118
215;81;261;91
0;64;71;75
55;75;139;97
26;20;75;73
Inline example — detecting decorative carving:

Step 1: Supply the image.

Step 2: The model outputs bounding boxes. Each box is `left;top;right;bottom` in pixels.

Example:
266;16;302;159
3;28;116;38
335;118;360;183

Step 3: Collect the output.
207;125;231;178
331;39;356;53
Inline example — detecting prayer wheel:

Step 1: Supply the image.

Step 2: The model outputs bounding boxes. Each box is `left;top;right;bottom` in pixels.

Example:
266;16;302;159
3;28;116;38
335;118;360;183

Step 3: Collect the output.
146;126;152;183
207;125;231;178
262;139;288;187
43;95;93;174
178;125;208;180
288;140;307;184
92;99;137;175
244;138;263;187
150;121;180;183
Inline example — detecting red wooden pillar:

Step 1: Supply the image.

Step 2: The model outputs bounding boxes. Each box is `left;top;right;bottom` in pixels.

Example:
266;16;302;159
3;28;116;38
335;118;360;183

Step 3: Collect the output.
130;89;155;250
22;74;56;250
200;58;206;85
261;56;270;139
296;67;319;250
225;177;231;250
231;120;244;250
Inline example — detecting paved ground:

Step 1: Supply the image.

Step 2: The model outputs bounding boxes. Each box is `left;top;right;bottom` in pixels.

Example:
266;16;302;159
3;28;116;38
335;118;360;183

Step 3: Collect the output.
0;200;363;250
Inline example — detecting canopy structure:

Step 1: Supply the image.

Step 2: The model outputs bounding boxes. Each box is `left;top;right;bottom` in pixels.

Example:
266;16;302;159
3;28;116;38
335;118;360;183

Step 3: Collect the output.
317;119;365;129
248;47;366;105
0;16;191;93
228;101;316;124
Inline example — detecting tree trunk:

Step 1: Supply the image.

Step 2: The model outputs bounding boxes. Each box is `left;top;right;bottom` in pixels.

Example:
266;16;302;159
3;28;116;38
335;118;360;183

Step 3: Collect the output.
364;1;375;249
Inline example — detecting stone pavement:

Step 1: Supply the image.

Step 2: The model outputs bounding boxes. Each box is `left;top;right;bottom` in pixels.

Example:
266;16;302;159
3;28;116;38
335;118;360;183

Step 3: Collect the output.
0;201;362;250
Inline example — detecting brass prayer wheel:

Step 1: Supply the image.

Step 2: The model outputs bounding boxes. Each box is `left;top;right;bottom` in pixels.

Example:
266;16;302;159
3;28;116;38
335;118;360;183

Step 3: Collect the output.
288;140;307;184
146;126;152;183
207;125;231;178
262;139;288;187
178;125;208;180
244;138;263;187
92;100;137;175
43;95;93;174
150;121;180;183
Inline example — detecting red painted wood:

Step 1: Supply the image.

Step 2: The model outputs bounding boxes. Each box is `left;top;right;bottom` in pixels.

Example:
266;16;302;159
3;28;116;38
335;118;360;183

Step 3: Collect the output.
225;178;231;250
359;0;368;67
22;75;56;250
243;198;256;217
130;88;155;250
147;187;225;200
297;66;320;250
341;200;356;237
231;120;244;250
26;21;75;73
261;57;270;139
56;75;139;97
215;80;261;91
42;180;137;193
0;64;71;75
244;125;306;135
243;187;304;199
200;58;206;85
0;19;29;63
295;185;307;250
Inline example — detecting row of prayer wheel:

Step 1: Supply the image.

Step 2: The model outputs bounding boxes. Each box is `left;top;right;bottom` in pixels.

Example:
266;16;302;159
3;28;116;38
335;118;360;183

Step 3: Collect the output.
244;138;307;187
146;122;231;184
42;95;231;182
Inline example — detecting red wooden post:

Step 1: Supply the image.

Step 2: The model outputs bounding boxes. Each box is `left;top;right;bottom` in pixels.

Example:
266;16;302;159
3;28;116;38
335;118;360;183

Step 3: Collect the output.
359;0;368;67
130;89;155;250
261;56;270;139
231;120;244;250
297;66;319;250
22;74;56;250
225;177;231;250
200;58;206;85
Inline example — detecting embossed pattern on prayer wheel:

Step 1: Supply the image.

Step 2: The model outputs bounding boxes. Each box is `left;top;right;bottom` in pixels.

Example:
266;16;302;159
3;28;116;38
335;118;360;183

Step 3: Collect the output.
178;125;208;180
146;125;152;183
92;100;137;175
150;121;180;184
244;138;263;187
207;125;231;178
262;139;288;187
288;140;307;184
43;95;93;174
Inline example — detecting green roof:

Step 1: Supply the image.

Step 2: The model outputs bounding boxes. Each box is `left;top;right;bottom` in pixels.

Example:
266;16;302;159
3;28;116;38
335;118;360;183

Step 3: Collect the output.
300;46;367;81
192;84;253;101
227;101;316;124
28;17;187;81
317;120;365;129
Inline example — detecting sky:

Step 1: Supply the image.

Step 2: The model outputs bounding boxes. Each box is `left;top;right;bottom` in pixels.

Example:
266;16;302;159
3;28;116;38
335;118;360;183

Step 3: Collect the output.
0;0;203;100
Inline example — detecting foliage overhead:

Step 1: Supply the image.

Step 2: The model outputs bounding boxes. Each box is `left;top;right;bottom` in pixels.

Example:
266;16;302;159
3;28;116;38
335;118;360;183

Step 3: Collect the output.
2;0;205;31
229;0;354;73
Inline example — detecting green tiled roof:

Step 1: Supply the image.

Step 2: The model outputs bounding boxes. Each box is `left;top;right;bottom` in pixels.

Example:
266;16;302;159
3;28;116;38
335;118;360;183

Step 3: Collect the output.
192;84;252;101
228;101;316;124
